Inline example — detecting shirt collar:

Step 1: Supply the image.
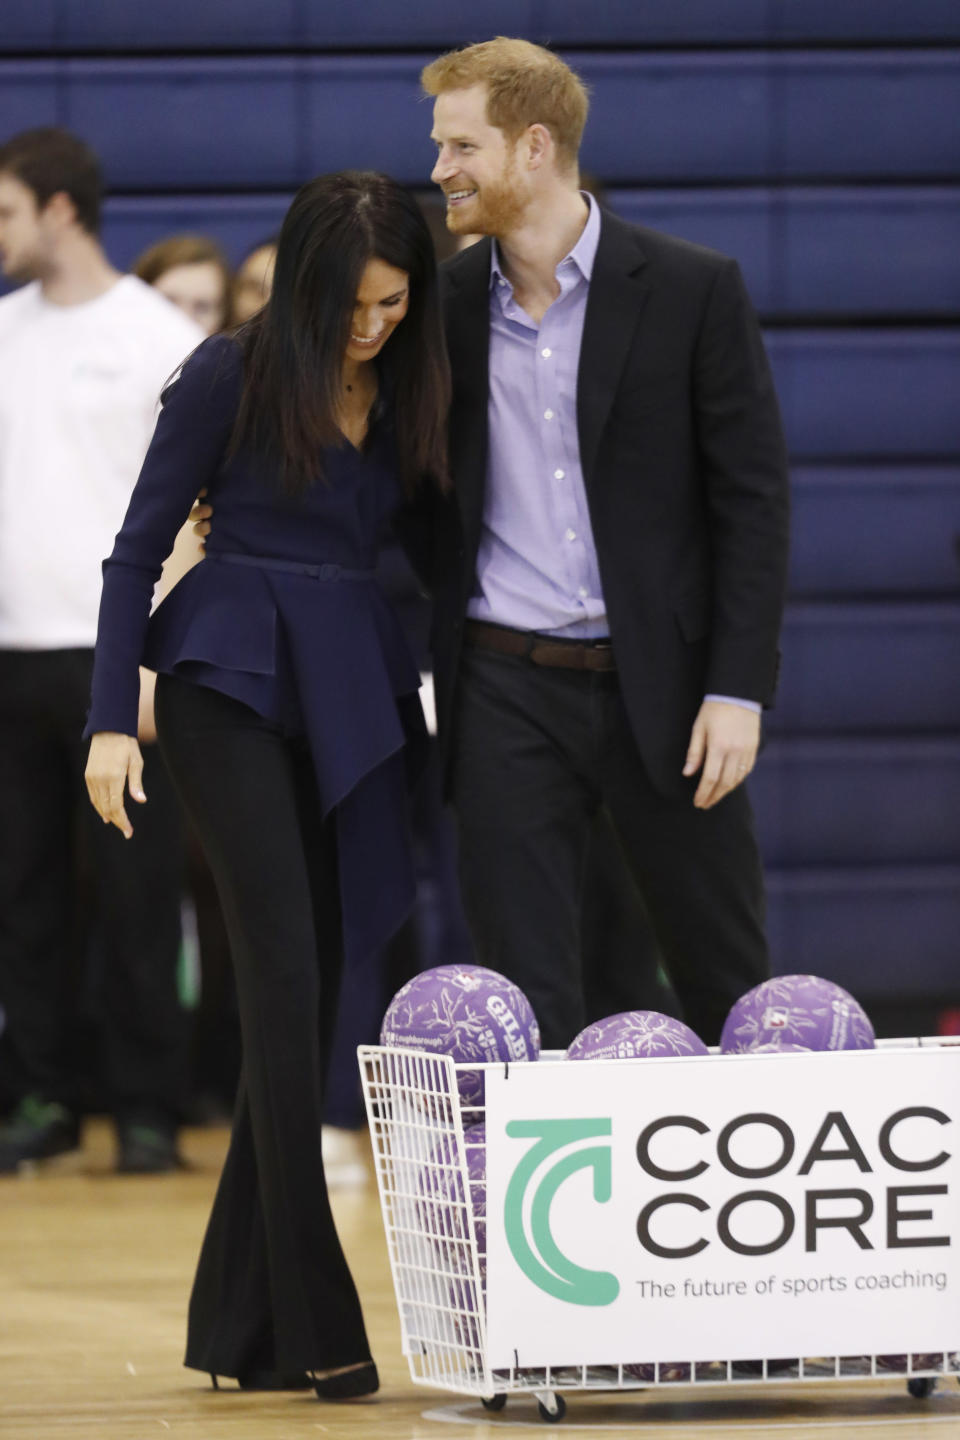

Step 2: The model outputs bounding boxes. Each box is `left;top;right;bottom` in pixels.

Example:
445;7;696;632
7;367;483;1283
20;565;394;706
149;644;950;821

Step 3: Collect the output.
490;191;601;293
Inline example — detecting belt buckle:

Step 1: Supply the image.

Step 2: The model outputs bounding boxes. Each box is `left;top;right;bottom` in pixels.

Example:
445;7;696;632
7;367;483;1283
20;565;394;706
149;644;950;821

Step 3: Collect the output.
318;563;340;581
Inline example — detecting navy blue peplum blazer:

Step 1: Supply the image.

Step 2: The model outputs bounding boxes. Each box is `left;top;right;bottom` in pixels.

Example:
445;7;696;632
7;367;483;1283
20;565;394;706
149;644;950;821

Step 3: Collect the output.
86;333;427;963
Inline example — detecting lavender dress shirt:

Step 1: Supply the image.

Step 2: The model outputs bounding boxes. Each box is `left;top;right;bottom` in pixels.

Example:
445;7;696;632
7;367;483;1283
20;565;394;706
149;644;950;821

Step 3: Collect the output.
467;195;759;716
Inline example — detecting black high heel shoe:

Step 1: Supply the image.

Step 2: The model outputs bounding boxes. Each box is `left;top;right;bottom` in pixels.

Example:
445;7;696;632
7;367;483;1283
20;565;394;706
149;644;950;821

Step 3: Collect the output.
312;1360;379;1400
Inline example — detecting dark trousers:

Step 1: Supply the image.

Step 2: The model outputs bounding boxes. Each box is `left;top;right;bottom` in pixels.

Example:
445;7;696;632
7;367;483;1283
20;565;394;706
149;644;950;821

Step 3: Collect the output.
581;814;679;1024
450;649;769;1051
154;675;371;1377
0;649;186;1120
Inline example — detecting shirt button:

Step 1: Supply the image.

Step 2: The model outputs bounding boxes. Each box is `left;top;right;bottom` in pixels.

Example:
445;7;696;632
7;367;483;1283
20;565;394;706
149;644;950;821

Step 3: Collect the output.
554;469;565;480
565;528;577;542
541;347;552;358
578;586;589;599
544;409;554;421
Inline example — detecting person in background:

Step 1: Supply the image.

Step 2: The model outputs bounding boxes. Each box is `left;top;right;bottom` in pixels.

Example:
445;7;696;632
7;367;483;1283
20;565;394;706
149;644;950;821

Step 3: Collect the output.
133;233;233;336
232;236;278;324
0;127;202;1173
84;170;449;1395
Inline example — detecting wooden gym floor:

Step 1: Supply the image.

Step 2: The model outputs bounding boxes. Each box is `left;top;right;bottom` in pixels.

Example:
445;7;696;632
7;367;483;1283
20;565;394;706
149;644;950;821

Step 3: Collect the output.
2;1120;960;1440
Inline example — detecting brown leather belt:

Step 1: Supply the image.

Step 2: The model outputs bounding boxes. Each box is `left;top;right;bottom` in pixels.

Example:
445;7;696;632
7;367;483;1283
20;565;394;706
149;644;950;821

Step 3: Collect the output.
464;619;617;672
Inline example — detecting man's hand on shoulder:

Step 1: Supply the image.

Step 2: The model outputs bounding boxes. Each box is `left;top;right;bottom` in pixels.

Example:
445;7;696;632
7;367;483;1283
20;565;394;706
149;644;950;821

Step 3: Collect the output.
190;486;212;541
137;667;158;744
683;699;760;810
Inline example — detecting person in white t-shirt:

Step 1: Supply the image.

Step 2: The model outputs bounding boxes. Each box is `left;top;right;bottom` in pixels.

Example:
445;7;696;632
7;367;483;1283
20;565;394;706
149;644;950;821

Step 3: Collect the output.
0;127;203;1173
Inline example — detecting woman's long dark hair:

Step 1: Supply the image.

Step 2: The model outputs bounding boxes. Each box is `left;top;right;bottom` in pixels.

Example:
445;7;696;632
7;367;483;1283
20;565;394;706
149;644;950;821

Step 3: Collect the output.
231;170;450;495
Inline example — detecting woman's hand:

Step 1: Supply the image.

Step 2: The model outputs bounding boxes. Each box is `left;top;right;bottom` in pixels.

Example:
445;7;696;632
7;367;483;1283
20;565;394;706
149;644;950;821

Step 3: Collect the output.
85;733;147;839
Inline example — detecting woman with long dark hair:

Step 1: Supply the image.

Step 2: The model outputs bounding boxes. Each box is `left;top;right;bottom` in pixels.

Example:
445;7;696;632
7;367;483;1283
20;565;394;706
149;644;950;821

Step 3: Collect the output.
83;171;450;1398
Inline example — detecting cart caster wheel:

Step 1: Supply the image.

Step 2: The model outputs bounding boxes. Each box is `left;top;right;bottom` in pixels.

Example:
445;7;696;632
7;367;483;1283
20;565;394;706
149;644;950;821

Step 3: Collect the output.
482;1394;507;1411
908;1377;937;1400
537;1393;566;1422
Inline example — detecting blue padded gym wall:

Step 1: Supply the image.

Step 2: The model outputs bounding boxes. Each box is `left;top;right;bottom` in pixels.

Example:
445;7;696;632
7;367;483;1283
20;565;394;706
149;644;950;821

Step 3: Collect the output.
2;2;958;1004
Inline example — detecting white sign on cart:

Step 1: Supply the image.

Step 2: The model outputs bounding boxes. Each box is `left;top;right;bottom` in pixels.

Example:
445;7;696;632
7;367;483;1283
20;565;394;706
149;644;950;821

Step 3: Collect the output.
484;1047;960;1369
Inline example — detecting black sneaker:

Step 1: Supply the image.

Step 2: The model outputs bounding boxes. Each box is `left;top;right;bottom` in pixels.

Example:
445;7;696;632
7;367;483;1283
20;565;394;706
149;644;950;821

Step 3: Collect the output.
116;1118;183;1175
0;1096;80;1174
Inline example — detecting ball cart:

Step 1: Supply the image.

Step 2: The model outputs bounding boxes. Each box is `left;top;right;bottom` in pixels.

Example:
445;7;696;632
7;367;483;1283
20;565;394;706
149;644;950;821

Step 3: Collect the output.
360;1037;960;1423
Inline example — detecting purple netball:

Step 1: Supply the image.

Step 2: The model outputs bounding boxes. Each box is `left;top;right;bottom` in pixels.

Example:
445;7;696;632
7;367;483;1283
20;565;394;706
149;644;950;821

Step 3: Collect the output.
566;1010;708;1061
423;1123;487;1284
720;975;875;1054
419;1122;487;1354
380;964;540;1110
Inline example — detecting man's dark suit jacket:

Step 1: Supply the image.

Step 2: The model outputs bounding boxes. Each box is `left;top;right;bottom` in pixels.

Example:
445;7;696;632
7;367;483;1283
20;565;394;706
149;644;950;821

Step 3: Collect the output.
421;207;790;800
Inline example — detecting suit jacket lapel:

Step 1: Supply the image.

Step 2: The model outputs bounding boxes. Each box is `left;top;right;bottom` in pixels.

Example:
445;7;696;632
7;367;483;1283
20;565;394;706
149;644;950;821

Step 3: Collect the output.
577;211;650;490
442;240;492;569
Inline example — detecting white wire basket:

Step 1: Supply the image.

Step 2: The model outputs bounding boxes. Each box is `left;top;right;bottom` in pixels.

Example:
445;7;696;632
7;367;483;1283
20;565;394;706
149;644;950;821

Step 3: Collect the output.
359;1038;960;1423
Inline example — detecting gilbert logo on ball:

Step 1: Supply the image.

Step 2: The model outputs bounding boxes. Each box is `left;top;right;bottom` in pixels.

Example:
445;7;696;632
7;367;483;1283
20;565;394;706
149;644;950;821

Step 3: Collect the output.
503;1117;618;1306
380;964;540;1110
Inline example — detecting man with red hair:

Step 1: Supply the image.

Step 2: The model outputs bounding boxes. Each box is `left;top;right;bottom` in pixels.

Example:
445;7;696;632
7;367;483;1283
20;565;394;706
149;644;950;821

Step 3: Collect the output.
421;39;789;1051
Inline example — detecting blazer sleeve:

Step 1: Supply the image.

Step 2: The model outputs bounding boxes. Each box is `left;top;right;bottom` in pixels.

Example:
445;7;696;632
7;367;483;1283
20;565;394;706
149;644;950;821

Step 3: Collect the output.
85;334;243;738
694;258;790;704
392;480;453;594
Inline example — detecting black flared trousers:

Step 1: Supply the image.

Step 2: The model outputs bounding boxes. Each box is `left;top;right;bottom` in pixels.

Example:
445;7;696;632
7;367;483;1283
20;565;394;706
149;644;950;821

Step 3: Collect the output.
155;674;371;1378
